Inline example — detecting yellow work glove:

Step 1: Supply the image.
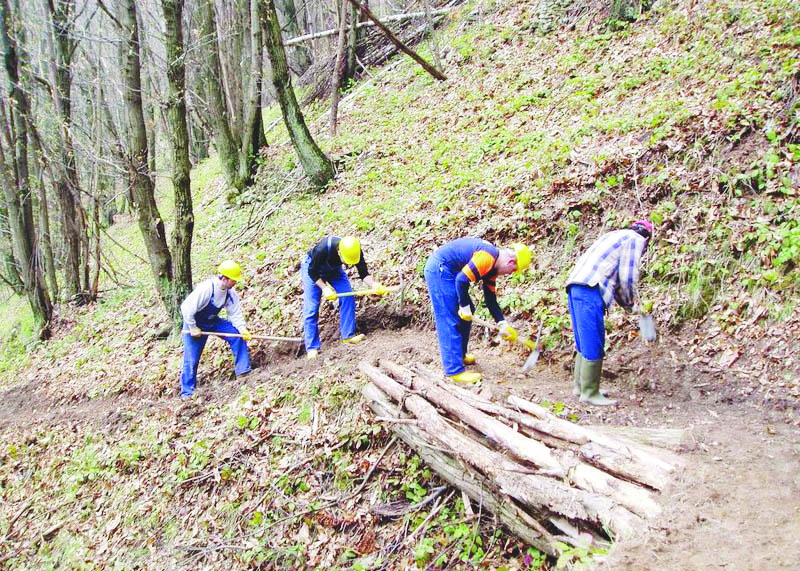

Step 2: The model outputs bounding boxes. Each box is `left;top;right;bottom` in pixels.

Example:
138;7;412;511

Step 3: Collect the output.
189;326;202;337
373;282;389;296
458;306;473;321
322;285;337;301
240;329;253;342
498;321;518;342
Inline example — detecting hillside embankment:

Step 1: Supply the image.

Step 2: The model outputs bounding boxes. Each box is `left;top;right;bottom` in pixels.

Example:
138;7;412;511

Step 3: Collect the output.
1;0;799;568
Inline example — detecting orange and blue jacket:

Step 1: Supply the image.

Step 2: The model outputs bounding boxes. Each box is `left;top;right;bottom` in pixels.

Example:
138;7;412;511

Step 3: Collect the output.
430;238;505;322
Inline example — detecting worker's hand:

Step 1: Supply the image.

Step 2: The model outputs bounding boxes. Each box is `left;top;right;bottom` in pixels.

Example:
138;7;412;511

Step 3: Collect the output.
373;282;389;296
458;306;473;321
189;326;202;338
641;299;654;314
322;285;337;301
498;321;518;342
240;329;253;342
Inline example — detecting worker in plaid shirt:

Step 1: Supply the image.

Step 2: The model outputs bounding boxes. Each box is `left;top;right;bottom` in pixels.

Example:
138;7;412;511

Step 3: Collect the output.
566;220;653;405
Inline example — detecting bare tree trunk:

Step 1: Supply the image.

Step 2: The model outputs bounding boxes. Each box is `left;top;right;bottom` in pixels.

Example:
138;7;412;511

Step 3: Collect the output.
0;0;52;338
199;0;245;191
118;0;174;316
329;0;348;135
162;0;194;330
261;0;334;188
422;0;442;72
236;0;267;191
344;0;359;82
44;0;85;299
275;0;311;75
31;142;59;302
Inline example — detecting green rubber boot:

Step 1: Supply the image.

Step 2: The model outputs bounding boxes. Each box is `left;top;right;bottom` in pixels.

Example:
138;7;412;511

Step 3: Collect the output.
579;358;617;406
572;353;584;397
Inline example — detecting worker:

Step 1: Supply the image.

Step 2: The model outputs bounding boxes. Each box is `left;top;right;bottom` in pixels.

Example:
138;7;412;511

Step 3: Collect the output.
180;260;252;400
424;238;532;384
566;220;653;406
301;236;387;359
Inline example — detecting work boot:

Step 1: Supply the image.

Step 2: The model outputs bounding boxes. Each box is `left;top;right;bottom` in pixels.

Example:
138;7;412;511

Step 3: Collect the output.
448;371;481;384
306;349;319;360
579;358;617;406
572;353;584;397
463;353;477;365
341;334;365;345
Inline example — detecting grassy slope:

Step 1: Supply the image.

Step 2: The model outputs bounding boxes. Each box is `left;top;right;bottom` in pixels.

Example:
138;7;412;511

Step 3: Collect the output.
1;0;799;568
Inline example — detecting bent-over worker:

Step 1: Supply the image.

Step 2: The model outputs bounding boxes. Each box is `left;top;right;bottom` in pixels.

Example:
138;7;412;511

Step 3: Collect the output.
301;236;387;359
424;238;532;384
180;260;252;400
566;220;653;406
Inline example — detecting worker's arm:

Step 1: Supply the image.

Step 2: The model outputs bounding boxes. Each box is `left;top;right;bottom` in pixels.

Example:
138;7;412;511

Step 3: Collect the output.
614;235;645;310
223;289;248;332
180;280;213;329
481;277;505;323
456;250;498;318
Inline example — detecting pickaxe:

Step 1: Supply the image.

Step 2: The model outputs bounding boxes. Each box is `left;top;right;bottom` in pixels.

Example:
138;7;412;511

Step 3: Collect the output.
198;331;302;342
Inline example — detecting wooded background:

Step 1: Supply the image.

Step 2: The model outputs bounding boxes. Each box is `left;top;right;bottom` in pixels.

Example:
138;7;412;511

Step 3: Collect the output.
0;0;485;337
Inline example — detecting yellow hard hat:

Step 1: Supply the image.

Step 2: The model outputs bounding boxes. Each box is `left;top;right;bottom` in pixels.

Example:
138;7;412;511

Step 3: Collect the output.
512;243;532;272
217;259;243;282
338;236;361;265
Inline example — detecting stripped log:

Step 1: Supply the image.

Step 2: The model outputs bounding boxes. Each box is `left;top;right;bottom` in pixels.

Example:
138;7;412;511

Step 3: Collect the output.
360;360;683;548
362;382;560;556
360;362;646;540
393;362;664;519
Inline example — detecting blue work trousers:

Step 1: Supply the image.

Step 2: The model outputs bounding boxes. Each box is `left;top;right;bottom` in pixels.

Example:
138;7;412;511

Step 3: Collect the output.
424;257;474;376
180;319;251;397
567;284;606;360
301;255;355;351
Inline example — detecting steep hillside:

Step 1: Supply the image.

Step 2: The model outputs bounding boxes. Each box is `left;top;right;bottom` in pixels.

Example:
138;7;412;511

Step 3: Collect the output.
1;0;799;568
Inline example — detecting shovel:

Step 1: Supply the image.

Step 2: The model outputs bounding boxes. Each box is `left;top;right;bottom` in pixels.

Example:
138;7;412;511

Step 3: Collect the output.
522;321;544;373
330;284;402;298
638;313;657;343
472;317;540;375
328;271;405;300
198;331;302;342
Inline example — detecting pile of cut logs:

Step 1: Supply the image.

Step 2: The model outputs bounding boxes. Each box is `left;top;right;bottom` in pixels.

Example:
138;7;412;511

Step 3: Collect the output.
360;360;688;556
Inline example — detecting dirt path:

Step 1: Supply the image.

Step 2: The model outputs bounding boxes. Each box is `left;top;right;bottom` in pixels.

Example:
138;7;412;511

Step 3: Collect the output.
2;324;798;569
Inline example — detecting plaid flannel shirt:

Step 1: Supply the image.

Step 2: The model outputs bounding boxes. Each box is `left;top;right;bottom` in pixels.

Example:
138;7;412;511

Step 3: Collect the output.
566;229;646;309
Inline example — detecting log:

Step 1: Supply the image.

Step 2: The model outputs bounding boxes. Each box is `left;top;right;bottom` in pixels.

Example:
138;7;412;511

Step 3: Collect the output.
381;361;565;476
385;361;663;518
508;395;676;490
359;362;645;539
283;8;454;46
362;382;560;556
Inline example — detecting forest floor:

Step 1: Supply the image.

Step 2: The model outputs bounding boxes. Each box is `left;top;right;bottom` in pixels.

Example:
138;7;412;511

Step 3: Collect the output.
2;307;798;569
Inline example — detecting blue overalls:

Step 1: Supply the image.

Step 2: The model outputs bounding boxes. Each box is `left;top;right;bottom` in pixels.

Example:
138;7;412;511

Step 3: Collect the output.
301;238;356;352
424;245;479;376
180;284;251;397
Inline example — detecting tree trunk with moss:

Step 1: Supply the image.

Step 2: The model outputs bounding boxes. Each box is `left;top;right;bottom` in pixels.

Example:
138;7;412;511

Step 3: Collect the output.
0;0;53;338
200;0;243;191
161;0;194;329
44;0;86;299
119;0;175;316
261;0;333;188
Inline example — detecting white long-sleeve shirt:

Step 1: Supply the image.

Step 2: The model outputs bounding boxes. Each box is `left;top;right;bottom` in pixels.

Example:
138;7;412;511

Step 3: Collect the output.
181;276;247;331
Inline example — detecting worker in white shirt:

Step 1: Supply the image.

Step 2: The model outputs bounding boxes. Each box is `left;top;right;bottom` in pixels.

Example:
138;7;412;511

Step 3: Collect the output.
180;260;252;400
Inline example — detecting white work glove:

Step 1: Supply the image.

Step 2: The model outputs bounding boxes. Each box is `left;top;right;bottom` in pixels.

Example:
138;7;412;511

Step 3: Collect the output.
322;285;337;301
189;326;202;337
458;306;473;321
497;321;518;342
